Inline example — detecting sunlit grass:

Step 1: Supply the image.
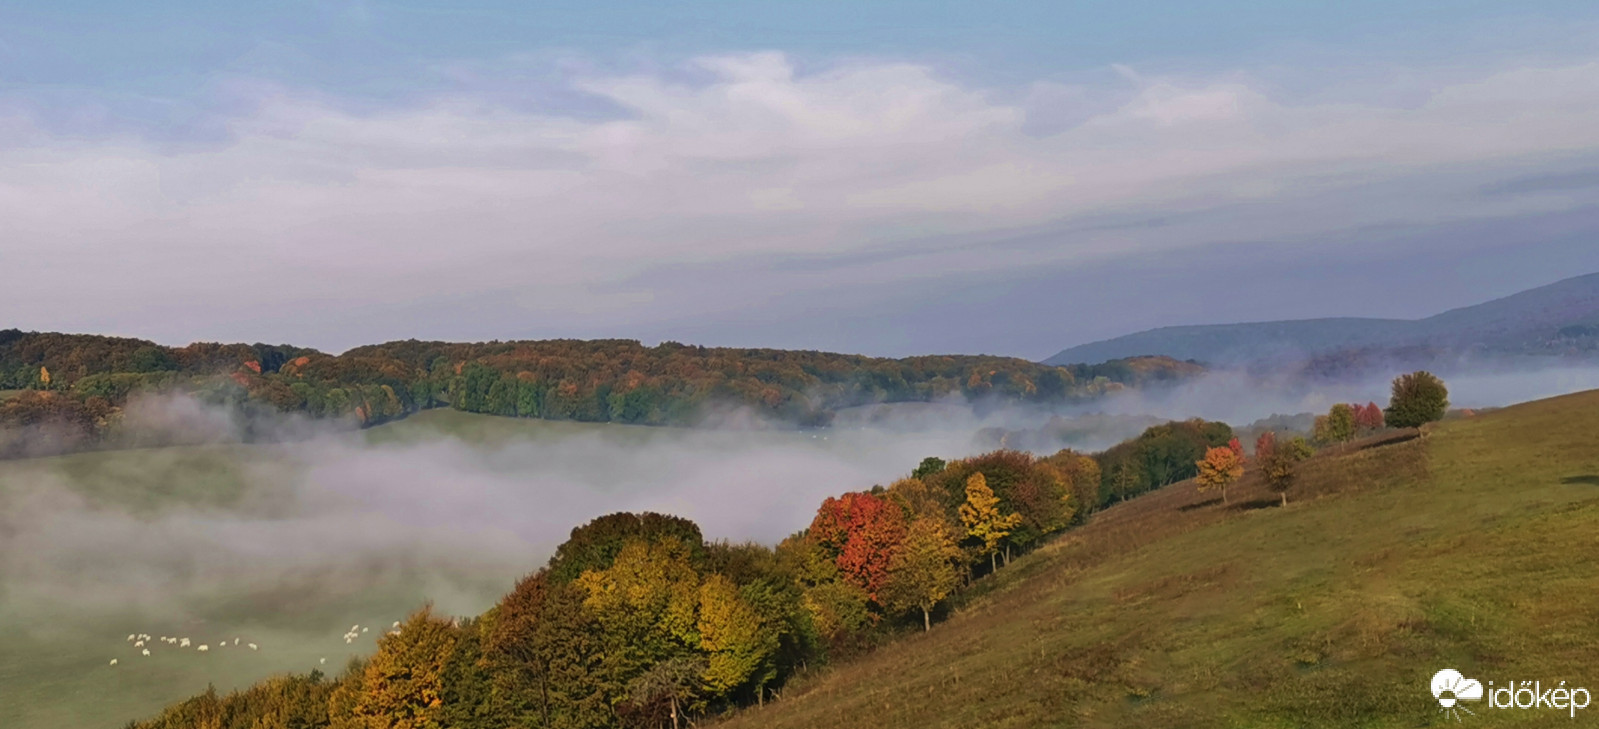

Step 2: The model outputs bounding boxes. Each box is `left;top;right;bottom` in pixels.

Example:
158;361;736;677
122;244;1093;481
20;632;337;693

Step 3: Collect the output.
717;390;1599;728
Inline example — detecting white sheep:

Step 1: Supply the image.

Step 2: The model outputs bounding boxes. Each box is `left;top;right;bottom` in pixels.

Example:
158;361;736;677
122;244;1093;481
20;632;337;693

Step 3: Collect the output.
361;627;368;633
248;643;258;651
197;645;209;652
320;657;327;664
392;621;400;628
234;638;240;646
127;634;135;642
179;638;190;648
141;649;150;657
109;659;119;666
134;640;144;648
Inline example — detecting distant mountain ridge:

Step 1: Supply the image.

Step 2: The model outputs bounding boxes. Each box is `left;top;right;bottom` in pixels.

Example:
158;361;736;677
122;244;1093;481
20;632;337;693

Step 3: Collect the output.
1044;272;1599;367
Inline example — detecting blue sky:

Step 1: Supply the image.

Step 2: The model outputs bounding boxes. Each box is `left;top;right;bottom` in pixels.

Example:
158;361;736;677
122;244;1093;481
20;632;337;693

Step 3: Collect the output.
5;2;1599;357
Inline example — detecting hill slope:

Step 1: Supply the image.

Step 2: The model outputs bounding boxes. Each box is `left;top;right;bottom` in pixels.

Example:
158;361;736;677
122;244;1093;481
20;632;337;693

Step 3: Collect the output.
1043;271;1599;366
719;391;1599;728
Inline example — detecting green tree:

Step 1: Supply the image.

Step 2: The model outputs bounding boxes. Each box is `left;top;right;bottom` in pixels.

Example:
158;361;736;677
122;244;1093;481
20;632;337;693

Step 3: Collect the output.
911;456;946;480
882;517;962;631
1385;371;1449;428
1314;403;1357;444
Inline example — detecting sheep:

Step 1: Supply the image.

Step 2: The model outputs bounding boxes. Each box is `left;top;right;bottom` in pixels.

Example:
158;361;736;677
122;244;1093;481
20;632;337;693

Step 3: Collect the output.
320;657;327;664
109;659;118;666
248;643;258;651
179;638;190;648
134;641;144;648
392;621;400;628
361;627;368;633
141;649;150;657
127;634;135;642
197;645;209;652
234;638;240;646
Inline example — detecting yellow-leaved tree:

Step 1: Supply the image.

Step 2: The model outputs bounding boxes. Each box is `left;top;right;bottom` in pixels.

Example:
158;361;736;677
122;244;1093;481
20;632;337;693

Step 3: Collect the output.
328;605;459;729
697;574;779;701
958;473;1021;574
883;516;963;631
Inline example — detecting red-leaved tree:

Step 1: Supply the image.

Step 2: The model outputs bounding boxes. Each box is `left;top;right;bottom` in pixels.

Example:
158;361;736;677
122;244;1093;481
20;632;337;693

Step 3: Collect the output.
808;492;907;602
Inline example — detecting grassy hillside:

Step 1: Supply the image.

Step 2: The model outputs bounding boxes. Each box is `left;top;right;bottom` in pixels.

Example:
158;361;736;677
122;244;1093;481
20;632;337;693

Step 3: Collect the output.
718;390;1599;728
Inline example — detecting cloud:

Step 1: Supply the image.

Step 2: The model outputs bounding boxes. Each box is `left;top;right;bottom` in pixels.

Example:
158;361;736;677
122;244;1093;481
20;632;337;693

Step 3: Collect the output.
4;52;1599;350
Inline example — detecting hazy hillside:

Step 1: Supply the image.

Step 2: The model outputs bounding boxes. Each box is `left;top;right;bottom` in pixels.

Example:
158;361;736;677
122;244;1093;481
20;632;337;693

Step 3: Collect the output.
718;390;1599;728
1044;271;1599;367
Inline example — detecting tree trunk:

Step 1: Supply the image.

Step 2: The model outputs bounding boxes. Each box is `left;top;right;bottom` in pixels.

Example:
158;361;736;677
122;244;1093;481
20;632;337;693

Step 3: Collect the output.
1280;492;1287;507
1004;544;1011;566
670;695;679;729
1221;485;1228;505
922;606;931;632
990;551;997;573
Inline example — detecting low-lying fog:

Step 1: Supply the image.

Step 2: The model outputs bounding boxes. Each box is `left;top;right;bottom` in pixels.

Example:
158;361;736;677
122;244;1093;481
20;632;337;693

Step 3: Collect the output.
2;363;1595;728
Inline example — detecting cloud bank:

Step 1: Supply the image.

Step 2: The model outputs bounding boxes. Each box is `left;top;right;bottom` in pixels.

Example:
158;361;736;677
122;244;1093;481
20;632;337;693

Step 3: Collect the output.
5;51;1599;352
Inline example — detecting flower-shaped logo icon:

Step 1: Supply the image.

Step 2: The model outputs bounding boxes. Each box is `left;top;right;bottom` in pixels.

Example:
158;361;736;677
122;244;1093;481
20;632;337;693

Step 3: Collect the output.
1432;669;1483;721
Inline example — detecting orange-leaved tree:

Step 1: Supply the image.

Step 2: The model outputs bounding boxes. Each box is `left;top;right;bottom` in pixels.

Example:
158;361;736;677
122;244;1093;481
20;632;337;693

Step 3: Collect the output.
1195;445;1244;505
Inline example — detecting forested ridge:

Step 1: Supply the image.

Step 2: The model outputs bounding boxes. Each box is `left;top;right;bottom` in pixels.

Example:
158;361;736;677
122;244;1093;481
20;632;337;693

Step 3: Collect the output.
0;329;1201;457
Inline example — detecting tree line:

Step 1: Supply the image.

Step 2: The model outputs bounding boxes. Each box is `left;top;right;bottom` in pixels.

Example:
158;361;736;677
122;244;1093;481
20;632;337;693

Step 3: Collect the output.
1;329;1202;457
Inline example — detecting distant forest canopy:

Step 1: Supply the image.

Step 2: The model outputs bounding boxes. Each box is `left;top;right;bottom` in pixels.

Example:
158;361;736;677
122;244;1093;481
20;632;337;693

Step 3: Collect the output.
0;329;1203;455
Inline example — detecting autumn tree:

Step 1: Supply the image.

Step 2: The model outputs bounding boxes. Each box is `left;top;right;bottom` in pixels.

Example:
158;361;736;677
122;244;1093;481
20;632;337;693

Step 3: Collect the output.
1256;432;1314;506
1385;371;1449;428
576;536;703;688
330;605;459;729
807;492;907;601
697;574;780;702
958;473;1021;573
619;656;706;729
882;517;963;631
1194;445;1244;505
1313;403;1356;444
1354;401;1385;431
486;572;611;729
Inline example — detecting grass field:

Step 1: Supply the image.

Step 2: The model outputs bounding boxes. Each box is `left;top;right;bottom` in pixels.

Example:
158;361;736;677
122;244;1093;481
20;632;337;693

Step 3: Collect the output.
717;390;1599;728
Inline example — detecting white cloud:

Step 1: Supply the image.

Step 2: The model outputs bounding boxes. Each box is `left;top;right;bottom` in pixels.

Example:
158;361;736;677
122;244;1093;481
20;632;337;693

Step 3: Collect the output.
3;52;1599;349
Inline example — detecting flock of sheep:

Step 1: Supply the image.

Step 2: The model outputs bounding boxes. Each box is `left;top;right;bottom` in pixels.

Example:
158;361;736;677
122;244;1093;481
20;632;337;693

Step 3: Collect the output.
112;633;258;665
109;622;402;667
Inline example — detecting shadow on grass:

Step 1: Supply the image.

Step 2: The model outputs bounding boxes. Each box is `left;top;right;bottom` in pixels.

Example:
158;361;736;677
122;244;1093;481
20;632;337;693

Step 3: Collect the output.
1229;498;1280;512
1179;497;1224;512
1560;474;1599;485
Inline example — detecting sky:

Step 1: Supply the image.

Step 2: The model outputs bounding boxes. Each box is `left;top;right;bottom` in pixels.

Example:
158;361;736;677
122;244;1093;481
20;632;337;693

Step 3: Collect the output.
5;1;1599;359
